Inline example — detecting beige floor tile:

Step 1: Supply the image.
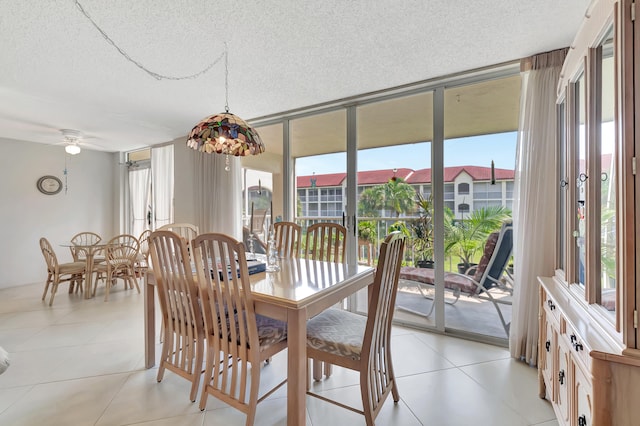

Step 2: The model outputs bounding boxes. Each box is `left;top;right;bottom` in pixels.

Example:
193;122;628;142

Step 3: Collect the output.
397;368;529;425
0;373;129;426
459;358;556;424
414;330;511;366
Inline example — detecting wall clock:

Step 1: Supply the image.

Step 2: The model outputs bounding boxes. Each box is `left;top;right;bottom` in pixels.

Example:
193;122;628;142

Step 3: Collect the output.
36;175;63;195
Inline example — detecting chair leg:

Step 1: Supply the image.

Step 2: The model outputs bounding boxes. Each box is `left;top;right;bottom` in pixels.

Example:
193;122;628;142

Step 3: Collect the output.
189;337;203;403
48;281;59;306
42;274;52;301
324;361;333;378
312;358;323;381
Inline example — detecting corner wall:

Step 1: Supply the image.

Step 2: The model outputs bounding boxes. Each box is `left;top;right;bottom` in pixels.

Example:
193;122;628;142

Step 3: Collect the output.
0;137;117;289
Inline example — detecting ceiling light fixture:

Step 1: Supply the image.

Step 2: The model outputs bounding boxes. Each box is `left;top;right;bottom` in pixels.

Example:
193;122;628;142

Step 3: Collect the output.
186;43;265;171
61;129;83;155
65;143;81;155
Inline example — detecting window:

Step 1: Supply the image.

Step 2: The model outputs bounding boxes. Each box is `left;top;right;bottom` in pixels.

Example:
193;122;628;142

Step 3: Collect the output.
458;203;470;213
458;182;470;194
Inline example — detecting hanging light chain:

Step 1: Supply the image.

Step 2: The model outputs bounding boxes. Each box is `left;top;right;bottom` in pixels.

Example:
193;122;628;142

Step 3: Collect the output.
224;42;229;113
74;0;223;81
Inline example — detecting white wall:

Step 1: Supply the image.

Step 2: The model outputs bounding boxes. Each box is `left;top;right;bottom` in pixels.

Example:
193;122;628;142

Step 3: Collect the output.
0;137;118;289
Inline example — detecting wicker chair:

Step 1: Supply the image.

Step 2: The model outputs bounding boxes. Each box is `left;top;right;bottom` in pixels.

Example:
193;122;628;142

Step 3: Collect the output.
39;237;86;306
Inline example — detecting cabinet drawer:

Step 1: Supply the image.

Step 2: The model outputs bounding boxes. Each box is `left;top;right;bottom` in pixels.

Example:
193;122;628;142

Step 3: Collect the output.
542;288;561;324
574;365;592;426
563;321;590;372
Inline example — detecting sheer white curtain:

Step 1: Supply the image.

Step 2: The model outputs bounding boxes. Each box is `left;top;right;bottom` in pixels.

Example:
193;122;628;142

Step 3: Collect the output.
128;167;150;238
151;145;174;229
192;151;242;240
510;48;568;365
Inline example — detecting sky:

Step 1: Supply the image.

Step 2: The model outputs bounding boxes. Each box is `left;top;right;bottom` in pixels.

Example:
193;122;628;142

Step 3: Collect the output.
295;132;518;176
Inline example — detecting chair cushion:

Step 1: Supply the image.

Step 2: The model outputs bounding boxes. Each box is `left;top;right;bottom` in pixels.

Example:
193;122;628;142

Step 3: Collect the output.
307;308;366;360
256;314;288;348
58;261;86;274
473;232;500;282
399;267;477;295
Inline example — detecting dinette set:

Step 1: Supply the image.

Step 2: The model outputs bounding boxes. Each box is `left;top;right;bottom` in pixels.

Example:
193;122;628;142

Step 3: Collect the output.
39;222;407;426
39;230;149;306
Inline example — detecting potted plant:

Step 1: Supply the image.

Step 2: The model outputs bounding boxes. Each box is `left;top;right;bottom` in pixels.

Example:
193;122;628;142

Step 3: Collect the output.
444;205;510;274
411;193;434;268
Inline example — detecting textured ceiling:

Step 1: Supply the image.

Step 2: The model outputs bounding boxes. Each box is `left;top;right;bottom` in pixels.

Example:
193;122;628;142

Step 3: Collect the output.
0;0;590;153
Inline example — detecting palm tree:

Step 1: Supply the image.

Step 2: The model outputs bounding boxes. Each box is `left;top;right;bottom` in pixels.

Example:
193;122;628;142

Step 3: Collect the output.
363;177;416;218
444;205;511;271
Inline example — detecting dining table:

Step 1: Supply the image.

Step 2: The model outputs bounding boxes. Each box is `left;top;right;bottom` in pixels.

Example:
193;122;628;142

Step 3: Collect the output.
144;256;375;426
61;241;109;299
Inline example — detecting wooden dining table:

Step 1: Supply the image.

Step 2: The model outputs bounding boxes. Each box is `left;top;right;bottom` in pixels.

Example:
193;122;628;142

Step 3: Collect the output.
144;256;374;426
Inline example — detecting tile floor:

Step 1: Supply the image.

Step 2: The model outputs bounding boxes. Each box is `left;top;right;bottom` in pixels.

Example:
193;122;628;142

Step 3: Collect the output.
0;282;558;426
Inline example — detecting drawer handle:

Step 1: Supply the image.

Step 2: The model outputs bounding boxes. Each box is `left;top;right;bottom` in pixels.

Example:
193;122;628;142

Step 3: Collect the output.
547;300;556;310
573;342;584;352
545;340;551;352
578;414;587;426
570;334;577;343
558;370;565;385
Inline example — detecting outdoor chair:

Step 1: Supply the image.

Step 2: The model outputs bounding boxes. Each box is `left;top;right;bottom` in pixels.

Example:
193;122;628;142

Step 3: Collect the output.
306;232;406;426
398;220;513;336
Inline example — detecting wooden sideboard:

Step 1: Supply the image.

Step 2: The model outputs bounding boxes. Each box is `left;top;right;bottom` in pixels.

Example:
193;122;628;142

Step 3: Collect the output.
538;277;640;426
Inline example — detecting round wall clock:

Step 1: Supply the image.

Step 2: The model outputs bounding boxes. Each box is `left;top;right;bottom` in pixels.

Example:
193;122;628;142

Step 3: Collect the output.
36;175;63;195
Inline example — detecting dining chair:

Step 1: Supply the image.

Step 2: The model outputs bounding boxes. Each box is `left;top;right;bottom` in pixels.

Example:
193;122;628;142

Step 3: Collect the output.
273;221;301;258
158;223;199;247
39;237;86;306
69;231;103;263
305;222;347;379
148;230;205;402
192;233;288;424
306;232;406;426
304;222;346;263
93;234;140;301
135;229;151;277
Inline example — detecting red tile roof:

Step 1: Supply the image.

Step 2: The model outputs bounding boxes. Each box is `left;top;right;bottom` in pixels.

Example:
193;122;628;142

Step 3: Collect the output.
297;166;515;188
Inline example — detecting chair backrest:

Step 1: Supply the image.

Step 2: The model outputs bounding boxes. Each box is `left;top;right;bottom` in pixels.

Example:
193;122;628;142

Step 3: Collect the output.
106;234;140;262
157;223;199;244
70;232;102;260
362;232;405;411
148;230;204;373
242;226;267;254
273;221;301;258
473;220;513;290
71;232;101;246
138;229;152;259
40;237;59;272
250;209;268;235
305;222;346;263
191;232;261;405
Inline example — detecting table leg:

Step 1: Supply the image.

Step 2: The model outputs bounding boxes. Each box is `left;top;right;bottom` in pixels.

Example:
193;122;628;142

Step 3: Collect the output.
144;272;155;368
84;252;94;299
287;307;307;426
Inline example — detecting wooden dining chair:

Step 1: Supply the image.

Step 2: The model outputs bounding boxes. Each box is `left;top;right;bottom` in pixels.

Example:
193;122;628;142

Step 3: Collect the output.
158;223;199;247
148;230;205;402
304;222;346;263
273;221;301;258
306;232;406;426
305;222;347;379
192;233;288;424
39;237;86;306
93;234;140;301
